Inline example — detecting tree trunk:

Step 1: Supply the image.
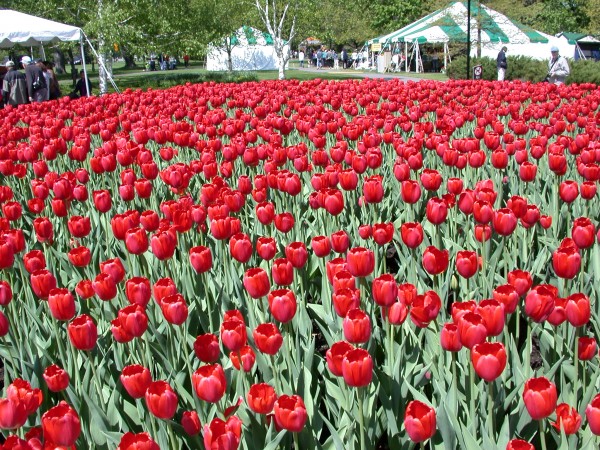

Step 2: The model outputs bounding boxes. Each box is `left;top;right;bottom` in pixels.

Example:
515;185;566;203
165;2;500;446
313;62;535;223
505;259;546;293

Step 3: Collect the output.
97;36;108;94
227;46;233;72
67;48;78;87
52;49;67;75
122;51;137;69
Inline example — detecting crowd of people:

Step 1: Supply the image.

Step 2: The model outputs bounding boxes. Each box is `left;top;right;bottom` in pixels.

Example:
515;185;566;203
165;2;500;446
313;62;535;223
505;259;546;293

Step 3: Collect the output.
1;56;91;108
297;47;368;70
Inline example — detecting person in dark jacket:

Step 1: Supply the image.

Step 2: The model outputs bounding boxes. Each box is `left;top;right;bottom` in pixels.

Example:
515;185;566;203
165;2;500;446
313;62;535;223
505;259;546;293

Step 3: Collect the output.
2;61;28;107
496;46;507;81
21;56;47;102
70;70;92;98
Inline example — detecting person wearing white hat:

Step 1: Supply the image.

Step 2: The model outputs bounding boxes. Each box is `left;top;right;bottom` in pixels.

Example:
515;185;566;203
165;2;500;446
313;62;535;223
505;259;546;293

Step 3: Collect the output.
547;46;569;85
2;60;28;107
21;55;48;102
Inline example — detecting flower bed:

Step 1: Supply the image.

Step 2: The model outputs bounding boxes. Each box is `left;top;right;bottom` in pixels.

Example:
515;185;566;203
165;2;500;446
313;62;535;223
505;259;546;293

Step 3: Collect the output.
0;79;599;449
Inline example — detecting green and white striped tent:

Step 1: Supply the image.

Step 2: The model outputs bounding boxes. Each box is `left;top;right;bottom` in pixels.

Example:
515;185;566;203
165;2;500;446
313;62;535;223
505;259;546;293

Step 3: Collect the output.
366;1;554;72
207;26;289;71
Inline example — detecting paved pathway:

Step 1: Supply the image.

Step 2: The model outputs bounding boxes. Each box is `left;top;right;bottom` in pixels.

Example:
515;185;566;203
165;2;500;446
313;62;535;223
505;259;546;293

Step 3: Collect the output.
296;65;435;81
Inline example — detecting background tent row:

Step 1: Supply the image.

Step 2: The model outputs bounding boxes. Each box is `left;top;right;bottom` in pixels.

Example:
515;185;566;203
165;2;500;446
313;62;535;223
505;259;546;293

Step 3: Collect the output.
206;26;289;71
365;1;592;73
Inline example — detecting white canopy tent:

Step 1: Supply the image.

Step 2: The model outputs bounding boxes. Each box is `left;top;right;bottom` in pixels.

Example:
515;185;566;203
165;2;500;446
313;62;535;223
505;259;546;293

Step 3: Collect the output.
207;26;289;71
0;9;117;93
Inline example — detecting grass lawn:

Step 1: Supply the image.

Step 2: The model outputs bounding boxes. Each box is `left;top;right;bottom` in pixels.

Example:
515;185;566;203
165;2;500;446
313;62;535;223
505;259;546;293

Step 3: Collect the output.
56;59;448;93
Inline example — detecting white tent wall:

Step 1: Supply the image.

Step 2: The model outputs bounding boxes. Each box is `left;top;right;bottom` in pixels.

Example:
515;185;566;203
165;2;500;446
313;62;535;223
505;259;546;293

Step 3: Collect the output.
206;44;290;71
477;33;575;61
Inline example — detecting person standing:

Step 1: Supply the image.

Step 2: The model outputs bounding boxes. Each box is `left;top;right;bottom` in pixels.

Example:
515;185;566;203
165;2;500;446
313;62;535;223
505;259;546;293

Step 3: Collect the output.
183;54;190;68
44;61;62;100
37;60;51;100
70;70;92;98
2;61;28;107
496;46;507;81
341;48;348;69
298;49;305;68
21;56;47;103
547;46;570;85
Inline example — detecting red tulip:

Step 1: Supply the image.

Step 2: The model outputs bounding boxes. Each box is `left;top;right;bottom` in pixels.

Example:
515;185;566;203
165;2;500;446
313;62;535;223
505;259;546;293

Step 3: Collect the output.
68;246;91;267
341;348;373;387
274;212;294;233
493;208;517;236
372;274;398;307
181;410;201;436
120;365;152;399
230;345;256;372
125;227;149;254
92;189;112;213
422;246;449;275
93;272;117;301
247;383;277;415
476;299;505;336
400;222;424;248
404;400;436;443
0;281;11;307
426;197;448;225
572;217;595;249
41;401;81;446
326;341;355;377
458;312;487;349
194;333;220;363
471;342;507;381
410;291;442;328
455;250;478;278
30;269;57;300
203;416;242;450
125;277;151;307
565;293;591;327
330;230;350;253
420;169;442;191
311;235;331;257
524;285;556;323
22;250;46;273
117;432;160;450
332;270;356;292
363;175;384;203
507;269;532;296
67;314;97;351
267;289;297;323
118;304;148;337
256;237;277;260
523;376;557;420
559;180;579;203
243;267;270;298
100;257;126;283
229;233;253;263
401;180;421;203
285;241;308;268
273;395;308;432
341;308;370;343
33;217;53;243
42;365;69;393
253;323;283;355
346;247;375;277
440;323;462;352
160;293;188;325
551;403;581;435
585;394;600;435
506;439;534;450
150;228;177;260
47;288;76;321
193;364;227;403
578;337;597;360
67;215;91;238
0;398;26;430
189;246;212;273
492;284;520;314
145;380;178;420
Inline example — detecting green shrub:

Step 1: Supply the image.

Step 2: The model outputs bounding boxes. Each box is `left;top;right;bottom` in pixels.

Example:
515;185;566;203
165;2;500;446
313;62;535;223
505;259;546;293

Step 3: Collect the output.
447;55;600;84
114;71;259;91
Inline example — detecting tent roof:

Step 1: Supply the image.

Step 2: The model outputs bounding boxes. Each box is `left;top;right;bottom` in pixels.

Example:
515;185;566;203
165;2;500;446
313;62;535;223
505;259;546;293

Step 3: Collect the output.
230;26;274;46
557;32;600;45
0;9;82;48
369;1;548;46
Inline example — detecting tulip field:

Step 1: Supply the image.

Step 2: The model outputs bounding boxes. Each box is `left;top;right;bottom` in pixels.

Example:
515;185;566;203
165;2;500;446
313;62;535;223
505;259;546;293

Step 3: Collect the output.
1;78;600;450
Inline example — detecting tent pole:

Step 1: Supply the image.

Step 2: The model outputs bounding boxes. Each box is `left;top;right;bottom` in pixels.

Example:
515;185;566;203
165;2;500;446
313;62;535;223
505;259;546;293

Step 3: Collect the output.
82;31;120;93
40;44;46;60
467;0;471;78
79;35;91;97
405;42;408;72
444;42;448;73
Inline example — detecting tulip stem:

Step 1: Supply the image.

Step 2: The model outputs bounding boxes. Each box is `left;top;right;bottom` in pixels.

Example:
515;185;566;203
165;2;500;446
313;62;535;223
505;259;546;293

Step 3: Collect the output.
488;382;494;439
88;351;104;407
167;421;177;447
539;420;547;450
358;386;366;450
293;432;300;450
574;327;580;407
469;363;477;438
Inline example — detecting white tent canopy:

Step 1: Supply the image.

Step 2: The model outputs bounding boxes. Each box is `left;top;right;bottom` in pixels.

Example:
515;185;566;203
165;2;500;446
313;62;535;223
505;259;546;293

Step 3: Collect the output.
0;9;82;48
0;9;119;93
207;26;289;71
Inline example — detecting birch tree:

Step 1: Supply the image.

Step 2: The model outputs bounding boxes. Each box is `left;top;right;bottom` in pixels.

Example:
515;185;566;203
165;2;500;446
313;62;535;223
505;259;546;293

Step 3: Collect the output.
255;0;297;79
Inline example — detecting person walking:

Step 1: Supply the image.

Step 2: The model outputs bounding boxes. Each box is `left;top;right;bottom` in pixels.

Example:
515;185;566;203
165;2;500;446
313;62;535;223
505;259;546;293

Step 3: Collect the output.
2;61;28;107
496;46;507;81
298;49;305;68
547;46;570;85
21;56;47;103
44;61;62;100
